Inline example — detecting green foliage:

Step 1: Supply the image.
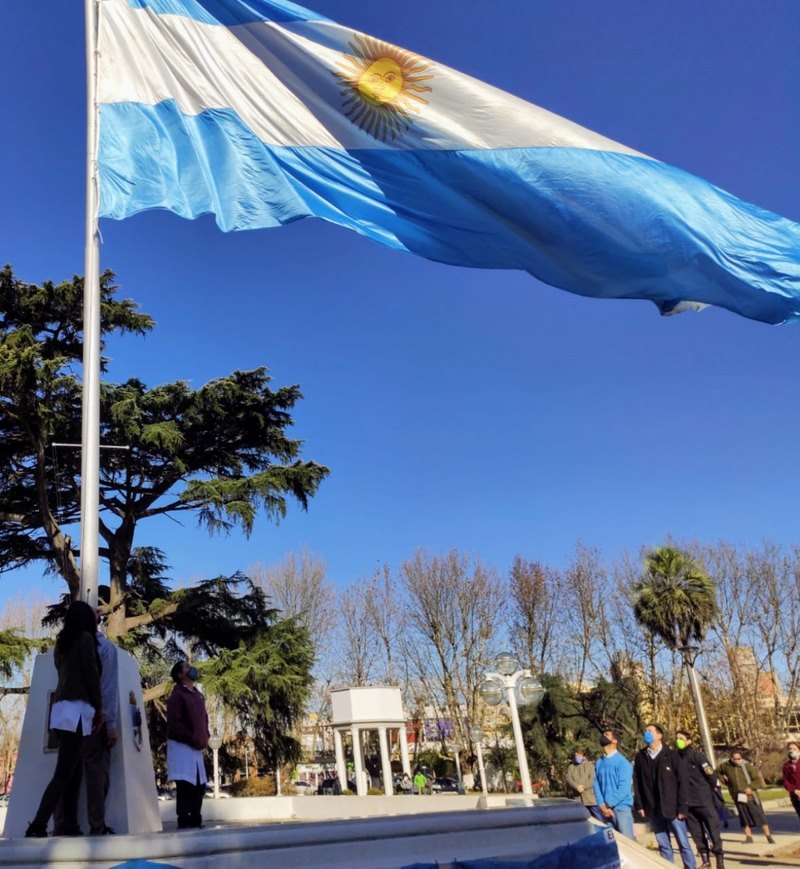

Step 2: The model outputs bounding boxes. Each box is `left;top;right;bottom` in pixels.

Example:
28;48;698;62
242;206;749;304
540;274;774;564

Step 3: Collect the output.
632;545;718;649
0;267;329;642
229;775;277;797
200;604;315;768
0;627;41;680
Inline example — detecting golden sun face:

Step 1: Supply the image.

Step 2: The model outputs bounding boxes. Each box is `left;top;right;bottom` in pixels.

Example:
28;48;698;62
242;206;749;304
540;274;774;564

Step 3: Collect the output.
335;34;433;142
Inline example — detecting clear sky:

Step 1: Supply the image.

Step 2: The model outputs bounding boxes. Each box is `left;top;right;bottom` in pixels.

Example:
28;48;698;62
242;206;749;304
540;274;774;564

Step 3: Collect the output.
1;0;799;609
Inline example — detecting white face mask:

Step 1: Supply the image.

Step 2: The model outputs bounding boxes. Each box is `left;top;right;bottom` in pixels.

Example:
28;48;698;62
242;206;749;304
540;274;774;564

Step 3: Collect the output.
789;750;800;760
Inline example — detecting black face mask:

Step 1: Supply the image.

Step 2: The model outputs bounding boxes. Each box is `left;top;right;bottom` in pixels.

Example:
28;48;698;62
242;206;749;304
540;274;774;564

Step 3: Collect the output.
599;736;613;747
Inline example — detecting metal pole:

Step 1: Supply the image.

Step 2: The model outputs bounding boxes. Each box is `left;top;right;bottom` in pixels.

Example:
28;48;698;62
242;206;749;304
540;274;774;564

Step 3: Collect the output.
213;747;220;799
506;679;533;796
686;662;716;768
475;742;488;796
80;0;101;608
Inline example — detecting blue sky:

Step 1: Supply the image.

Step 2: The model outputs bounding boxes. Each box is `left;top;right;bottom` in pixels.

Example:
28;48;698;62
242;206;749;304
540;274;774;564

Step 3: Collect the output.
1;0;799;609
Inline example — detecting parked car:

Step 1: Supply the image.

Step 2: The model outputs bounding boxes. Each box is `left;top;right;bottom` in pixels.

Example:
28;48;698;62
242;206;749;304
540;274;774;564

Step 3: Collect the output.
157;786;175;801
431;776;460;793
291;781;313;795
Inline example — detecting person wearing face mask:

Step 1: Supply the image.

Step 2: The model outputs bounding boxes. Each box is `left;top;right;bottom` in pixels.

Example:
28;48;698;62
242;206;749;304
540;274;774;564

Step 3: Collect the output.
167;660;210;830
565;748;603;821
674;730;725;869
593;729;635;839
633;723;696;868
782;741;800;820
715;750;774;845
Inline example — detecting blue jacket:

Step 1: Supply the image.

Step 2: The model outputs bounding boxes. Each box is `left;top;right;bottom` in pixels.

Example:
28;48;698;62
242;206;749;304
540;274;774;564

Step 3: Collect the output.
594;750;634;810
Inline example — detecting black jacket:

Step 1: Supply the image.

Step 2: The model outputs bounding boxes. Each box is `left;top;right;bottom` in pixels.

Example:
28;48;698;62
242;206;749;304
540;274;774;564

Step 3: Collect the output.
633;745;689;819
677;747;718;808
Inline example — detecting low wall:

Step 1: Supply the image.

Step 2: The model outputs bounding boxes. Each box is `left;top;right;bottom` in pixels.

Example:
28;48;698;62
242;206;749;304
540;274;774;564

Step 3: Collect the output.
0;798;594;868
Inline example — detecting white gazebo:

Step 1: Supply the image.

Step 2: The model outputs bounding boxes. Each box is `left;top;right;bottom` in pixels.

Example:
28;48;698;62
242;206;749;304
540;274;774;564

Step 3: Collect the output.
330;686;411;796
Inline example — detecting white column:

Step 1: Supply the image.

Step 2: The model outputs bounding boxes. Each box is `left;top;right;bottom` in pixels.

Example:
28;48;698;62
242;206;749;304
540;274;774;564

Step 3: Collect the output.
351;726;366;796
378;727;393;796
333;729;347;785
398;725;411;777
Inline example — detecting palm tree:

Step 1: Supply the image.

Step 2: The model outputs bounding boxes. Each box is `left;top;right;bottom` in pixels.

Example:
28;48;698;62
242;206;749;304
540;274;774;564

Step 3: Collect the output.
632;545;718;764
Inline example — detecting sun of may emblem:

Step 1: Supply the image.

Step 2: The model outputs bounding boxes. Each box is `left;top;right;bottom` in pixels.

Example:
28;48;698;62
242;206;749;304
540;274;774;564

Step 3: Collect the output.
335;35;433;141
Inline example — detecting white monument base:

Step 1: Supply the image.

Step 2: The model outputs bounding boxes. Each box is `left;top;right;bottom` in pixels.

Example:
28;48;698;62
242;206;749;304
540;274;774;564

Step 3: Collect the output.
3;648;161;838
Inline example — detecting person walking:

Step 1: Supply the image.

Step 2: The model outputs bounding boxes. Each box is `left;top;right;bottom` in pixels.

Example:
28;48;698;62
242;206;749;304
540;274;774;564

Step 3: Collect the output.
26;601;103;838
166;660;210;830
633;723;696;868
565;747;604;821
716;749;775;844
413;770;427;795
593;729;635;840
675;730;725;869
782;741;800;820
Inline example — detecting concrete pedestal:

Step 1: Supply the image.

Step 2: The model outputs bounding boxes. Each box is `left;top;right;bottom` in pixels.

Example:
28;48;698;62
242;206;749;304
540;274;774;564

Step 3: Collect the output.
3;648;161;838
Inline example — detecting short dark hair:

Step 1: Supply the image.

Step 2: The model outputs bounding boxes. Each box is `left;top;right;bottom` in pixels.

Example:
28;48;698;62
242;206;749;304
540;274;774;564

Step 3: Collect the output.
675;729;692;740
646;722;665;736
170;660;187;683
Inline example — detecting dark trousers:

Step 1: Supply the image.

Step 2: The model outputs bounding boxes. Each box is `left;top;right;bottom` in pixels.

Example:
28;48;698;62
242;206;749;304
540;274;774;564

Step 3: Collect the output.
790;791;800;820
687;801;724;857
31;725;86;833
176;776;205;828
54;724;111;834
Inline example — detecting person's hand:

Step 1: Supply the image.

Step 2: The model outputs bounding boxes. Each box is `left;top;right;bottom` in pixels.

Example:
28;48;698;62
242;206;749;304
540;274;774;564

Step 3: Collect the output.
106;727;118;748
638;809;646;818
576;785;585;793
794;789;800;797
745;787;753;796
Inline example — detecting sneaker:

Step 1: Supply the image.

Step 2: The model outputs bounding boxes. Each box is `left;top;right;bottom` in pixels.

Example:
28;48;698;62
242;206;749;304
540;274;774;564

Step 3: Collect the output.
25;823;47;838
767;835;776;844
744;835;754;843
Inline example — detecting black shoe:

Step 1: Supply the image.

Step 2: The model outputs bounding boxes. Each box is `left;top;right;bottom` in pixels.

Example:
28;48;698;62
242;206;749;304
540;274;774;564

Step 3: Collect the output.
767;835;776;844
25;823;47;838
744;835;754;843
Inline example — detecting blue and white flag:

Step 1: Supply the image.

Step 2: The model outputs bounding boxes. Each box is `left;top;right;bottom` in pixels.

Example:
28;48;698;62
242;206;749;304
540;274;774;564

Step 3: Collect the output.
97;0;800;324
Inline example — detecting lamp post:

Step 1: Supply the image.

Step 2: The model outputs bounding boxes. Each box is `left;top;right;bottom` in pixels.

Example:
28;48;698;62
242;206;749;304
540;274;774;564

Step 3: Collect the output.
678;644;716;768
479;652;545;798
208;734;223;799
468;726;488;797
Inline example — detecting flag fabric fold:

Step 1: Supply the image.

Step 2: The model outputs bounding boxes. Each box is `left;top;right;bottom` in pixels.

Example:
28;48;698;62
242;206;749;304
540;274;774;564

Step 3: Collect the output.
97;0;800;324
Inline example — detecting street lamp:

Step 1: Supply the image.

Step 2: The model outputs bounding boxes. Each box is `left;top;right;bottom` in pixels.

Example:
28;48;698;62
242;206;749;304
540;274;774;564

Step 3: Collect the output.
208;733;222;799
468;726;488;797
678;644;716;768
479;652;545;798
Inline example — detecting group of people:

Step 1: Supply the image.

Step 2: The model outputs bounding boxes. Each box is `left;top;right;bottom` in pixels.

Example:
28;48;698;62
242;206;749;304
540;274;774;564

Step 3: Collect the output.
26;599;209;836
565;724;782;869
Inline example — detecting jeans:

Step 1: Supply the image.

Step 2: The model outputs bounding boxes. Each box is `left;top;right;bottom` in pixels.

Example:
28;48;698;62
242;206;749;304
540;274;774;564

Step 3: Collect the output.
611;806;635;840
651;814;696;868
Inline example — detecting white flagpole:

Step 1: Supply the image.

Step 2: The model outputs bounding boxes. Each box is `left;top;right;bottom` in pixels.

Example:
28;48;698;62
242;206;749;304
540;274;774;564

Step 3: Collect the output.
80;0;101;608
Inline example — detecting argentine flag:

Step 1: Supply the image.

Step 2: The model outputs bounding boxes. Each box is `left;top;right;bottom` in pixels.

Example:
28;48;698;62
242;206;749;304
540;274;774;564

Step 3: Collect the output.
97;0;800;324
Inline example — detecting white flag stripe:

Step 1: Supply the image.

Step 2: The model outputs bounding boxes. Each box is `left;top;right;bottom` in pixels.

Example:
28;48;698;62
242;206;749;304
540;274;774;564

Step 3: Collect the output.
99;0;641;155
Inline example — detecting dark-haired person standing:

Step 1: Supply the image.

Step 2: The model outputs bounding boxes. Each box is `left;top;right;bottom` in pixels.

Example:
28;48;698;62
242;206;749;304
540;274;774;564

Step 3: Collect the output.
26;601;103;837
633;723;695;868
782;741;800;820
716;749;774;845
166;660;209;829
674;730;725;869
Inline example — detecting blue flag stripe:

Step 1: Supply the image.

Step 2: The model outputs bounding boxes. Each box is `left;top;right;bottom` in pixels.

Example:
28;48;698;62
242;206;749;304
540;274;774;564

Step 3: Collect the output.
99;101;800;324
125;0;326;25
